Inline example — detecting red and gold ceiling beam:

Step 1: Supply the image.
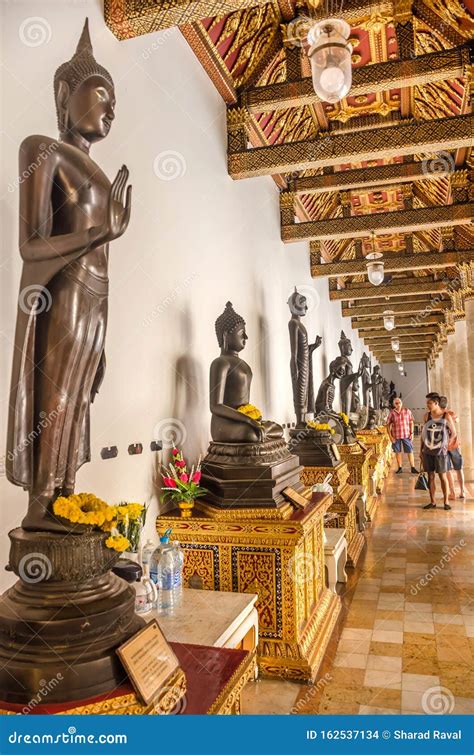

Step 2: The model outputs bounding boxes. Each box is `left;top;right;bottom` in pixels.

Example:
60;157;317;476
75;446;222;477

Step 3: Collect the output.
244;45;472;114
353;313;445;330
288;161;464;197
329;278;447;301
309;248;474;277
228;113;473;180
342;298;451;317
362;327;440;340
104;0;270;39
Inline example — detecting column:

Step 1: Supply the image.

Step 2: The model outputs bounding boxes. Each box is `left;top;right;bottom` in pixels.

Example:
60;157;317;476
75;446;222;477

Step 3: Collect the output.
434;359;441;394
438;351;446;397
427;364;435;393
442;345;451;406
464;297;474;480
455;319;473;480
447;334;460;415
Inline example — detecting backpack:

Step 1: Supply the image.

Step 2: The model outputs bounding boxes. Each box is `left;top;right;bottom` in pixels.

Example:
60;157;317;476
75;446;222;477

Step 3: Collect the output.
421;412;449;456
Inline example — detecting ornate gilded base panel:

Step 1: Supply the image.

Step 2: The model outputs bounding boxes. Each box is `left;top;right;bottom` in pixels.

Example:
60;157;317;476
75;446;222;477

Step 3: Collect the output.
258;589;340;680
367;494;379;523
338;442;377;523
356;428;391;494
157;493;341;681
0;668;187;716
208;651;257;714
300;462;365;568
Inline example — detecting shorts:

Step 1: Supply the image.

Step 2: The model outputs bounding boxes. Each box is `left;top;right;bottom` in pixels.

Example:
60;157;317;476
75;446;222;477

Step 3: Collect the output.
448;448;463;471
423;453;449;474
392;438;413;453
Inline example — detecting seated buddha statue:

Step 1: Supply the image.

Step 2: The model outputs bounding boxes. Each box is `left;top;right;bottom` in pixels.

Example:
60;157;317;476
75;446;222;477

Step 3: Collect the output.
210;302;283;443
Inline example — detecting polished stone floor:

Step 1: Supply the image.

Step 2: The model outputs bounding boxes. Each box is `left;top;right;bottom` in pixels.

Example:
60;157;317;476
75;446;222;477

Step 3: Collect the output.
242;457;474;715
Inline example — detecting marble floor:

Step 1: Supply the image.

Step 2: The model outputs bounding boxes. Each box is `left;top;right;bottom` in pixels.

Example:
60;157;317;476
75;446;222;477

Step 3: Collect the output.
242;457;474;715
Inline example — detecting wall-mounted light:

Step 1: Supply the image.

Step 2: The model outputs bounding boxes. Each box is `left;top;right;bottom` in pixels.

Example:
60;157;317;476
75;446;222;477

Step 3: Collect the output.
307;19;352;104
391;337;400;352
395;352;402;363
383;309;395;331
398;363;404;372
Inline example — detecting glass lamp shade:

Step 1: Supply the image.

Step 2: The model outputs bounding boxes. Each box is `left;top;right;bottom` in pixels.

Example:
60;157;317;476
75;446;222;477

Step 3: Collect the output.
391;338;400;352
366;252;385;286
307;19;352;104
395;353;402;363
398;364;404;372
383;310;395;331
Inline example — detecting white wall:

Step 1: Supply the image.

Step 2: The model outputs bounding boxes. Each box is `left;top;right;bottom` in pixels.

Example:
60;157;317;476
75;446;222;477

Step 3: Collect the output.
0;0;376;589
383;362;428;422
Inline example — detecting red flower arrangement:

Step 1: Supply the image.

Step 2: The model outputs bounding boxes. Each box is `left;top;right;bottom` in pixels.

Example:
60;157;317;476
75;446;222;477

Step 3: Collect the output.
160;449;207;505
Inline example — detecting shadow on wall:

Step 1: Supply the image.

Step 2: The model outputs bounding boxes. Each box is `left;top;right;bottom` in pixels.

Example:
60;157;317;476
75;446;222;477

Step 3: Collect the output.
254;282;273;416
151;306;208;509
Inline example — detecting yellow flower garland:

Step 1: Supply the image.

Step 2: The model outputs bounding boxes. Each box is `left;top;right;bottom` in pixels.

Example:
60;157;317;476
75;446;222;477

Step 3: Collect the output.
237;404;262;421
53;493;115;528
307;421;335;434
52;493;135;552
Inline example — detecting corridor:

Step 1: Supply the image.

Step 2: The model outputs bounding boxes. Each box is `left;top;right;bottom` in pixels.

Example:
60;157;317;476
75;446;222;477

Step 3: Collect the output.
243;462;474;715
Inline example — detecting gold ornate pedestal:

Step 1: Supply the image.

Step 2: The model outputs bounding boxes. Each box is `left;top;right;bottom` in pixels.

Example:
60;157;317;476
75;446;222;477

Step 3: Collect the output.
157;494;341;682
356;428;392;495
300;462;365;568
338;442;378;523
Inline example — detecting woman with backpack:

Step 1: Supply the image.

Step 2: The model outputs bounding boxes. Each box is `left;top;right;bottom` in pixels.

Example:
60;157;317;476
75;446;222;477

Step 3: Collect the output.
420;393;457;510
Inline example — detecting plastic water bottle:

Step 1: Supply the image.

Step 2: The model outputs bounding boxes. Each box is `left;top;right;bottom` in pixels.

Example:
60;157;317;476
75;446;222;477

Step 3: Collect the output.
140;539;155;571
150;529;177;614
171;540;184;605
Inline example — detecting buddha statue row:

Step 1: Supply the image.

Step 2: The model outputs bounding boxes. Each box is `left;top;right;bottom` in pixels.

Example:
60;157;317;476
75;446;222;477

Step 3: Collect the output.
209;297;389;448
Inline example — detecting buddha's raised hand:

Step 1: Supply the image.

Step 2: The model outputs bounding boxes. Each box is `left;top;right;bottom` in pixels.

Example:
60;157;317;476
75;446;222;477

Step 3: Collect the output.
102;165;132;243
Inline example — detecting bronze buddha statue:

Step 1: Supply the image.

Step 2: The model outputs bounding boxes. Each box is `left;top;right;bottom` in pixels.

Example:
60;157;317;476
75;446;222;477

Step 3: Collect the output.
6;20;132;532
287;288;321;426
382;378;391;409
360;352;373;408
210;302;283;443
371;365;384;410
338;330;361;414
315;357;346;416
0;18;142;708
203;303;304;508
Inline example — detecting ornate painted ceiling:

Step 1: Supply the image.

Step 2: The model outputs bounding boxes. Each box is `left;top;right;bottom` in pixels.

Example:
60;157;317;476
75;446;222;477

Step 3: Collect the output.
105;0;474;365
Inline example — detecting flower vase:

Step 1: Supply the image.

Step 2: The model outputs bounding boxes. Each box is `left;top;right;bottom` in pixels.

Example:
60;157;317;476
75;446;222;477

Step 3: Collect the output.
178;500;194;518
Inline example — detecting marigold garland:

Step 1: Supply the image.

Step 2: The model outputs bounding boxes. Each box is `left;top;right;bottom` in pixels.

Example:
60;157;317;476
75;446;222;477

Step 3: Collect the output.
52;493;142;552
237;404;262;421
307;421;335;434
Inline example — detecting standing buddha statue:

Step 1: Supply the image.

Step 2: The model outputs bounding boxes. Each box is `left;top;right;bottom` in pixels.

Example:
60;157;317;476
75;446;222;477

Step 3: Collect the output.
287;288;322;426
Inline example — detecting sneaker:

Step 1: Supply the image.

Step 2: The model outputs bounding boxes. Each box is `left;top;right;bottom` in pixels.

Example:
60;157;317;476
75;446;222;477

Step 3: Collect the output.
423;502;436;509
410;467;419;474
396;467;403;474
444;503;451;510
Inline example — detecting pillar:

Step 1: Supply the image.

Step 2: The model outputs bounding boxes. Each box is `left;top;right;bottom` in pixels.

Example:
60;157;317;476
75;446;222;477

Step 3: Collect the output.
446;334;460;416
442;345;451;407
464;297;474;480
433;359;440;394
437;351;445;397
455;319;473;481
